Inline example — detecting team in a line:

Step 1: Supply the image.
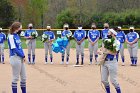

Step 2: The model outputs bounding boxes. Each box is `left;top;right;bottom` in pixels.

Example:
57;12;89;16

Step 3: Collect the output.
0;23;139;66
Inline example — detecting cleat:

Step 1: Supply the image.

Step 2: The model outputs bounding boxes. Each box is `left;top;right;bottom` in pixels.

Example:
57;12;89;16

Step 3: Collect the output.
122;63;125;66
66;62;69;65
45;62;48;64
76;62;79;65
50;62;54;65
60;62;64;65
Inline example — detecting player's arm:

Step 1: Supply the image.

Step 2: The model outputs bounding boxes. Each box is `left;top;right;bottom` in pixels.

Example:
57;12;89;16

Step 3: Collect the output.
87;31;92;42
125;35;131;44
24;30;32;39
49;32;55;43
92;31;100;44
123;35;126;43
35;30;38;37
73;31;79;44
61;31;64;38
79;31;86;44
131;33;139;44
3;33;6;42
9;35;25;58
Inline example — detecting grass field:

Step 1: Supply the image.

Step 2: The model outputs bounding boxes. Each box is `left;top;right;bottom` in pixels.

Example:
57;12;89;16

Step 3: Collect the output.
4;38;140;49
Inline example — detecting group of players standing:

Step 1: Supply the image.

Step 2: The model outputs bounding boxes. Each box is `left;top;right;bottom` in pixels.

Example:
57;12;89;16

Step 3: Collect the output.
0;21;138;93
0;23;139;67
22;23;139;66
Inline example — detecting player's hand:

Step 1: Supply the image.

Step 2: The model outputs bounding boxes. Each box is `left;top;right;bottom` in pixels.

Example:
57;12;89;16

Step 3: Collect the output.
129;42;133;46
77;41;81;45
91;42;95;46
23;58;26;63
28;36;33;39
49;42;52;45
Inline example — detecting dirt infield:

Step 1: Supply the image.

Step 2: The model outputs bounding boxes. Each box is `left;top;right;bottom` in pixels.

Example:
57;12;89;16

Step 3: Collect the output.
0;49;140;93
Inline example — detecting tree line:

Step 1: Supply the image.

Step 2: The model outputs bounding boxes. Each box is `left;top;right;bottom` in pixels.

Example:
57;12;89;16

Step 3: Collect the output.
0;0;140;28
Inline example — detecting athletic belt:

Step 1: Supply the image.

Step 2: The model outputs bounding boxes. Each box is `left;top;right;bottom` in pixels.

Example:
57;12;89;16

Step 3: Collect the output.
105;58;116;61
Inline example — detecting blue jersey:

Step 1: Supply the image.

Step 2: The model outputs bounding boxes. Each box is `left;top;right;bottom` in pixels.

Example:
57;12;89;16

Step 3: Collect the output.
126;32;139;42
61;30;72;37
88;30;100;42
116;31;125;43
43;31;55;40
8;33;25;58
101;29;109;39
74;30;86;41
24;29;38;38
0;32;6;43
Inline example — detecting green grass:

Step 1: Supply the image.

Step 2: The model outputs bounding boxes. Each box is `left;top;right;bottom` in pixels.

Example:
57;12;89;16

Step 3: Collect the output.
4;38;140;49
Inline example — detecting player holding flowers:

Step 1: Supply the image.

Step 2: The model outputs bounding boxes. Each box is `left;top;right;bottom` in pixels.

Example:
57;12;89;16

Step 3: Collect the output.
98;29;121;93
42;25;55;64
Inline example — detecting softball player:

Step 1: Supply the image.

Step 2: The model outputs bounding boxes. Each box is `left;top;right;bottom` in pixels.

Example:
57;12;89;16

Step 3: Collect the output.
8;22;26;93
0;28;6;64
74;25;86;65
101;29;121;93
126;27;139;66
60;23;72;65
88;24;100;64
101;23;109;39
24;23;38;64
116;26;126;66
43;25;55;64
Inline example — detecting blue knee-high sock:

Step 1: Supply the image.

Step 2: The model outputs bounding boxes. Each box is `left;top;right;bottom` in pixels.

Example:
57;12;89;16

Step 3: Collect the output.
76;55;79;63
81;55;84;64
50;57;53;62
62;55;64;62
131;57;134;64
95;55;98;62
28;54;31;62
90;55;93;63
121;56;124;63
45;56;47;62
116;54;119;62
20;82;26;93
66;55;69;62
0;55;1;62
2;55;4;62
105;86;110;93
116;87;121;93
12;82;17;93
50;54;53;62
134;57;137;65
32;55;35;63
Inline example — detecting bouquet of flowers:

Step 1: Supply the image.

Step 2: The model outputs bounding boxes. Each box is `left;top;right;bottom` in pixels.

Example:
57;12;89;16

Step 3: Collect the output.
65;32;74;41
97;38;120;65
41;34;50;43
31;31;38;39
